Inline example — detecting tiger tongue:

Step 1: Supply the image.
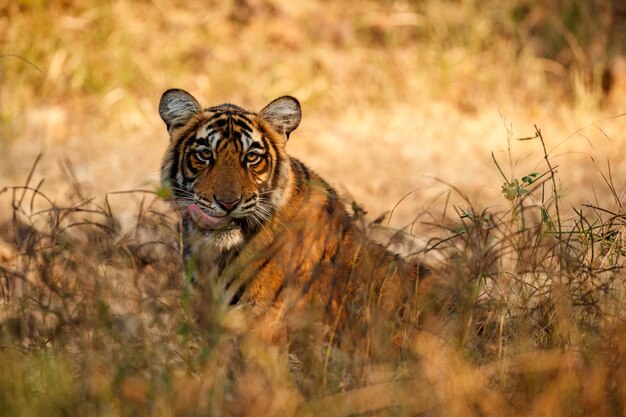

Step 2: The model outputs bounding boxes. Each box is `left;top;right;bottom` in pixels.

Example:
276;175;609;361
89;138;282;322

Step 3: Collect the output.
188;204;230;229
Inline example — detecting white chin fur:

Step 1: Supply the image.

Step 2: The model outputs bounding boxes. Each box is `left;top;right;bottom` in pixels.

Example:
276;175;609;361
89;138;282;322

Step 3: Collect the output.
203;227;244;252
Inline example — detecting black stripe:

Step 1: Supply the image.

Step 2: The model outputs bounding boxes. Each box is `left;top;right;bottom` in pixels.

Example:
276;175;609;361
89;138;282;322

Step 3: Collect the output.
232;117;253;132
240;200;256;210
193;138;207;147
186;160;199;176
298;159;311;182
167;155;181;187
205;112;226;123
267;138;283;190
330;243;341;263
227;117;234;138
234;133;244;153
272;280;286;303
167;135;187;184
323;185;339;217
168;118;206;183
257;256;272;274
216;137;229;153
217;249;238;276
197;129;215;143
181;147;195;182
248;142;264;151
300;262;323;297
291;159;310;194
230;286;244;305
212;117;228;129
320;226;340;263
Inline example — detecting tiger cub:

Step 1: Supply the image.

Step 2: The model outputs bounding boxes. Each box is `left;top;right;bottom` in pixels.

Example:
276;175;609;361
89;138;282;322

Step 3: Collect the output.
158;89;428;339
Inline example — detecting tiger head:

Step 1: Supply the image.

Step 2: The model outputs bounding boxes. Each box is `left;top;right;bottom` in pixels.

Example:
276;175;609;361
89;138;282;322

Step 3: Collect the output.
159;89;301;251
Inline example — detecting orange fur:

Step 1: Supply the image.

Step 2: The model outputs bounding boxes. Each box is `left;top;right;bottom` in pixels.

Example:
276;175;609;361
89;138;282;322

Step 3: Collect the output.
159;90;430;349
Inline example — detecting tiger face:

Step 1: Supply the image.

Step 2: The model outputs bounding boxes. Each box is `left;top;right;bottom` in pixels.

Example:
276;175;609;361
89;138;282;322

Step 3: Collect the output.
159;89;301;251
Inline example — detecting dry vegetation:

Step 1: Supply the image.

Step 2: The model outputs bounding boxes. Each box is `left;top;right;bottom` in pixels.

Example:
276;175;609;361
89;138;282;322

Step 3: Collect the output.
2;0;626;416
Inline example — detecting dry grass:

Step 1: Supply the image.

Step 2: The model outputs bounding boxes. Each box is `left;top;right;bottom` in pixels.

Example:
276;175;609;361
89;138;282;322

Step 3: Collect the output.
2;0;626;416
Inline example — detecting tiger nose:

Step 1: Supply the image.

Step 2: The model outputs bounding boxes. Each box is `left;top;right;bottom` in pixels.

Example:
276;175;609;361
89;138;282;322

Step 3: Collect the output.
215;195;242;211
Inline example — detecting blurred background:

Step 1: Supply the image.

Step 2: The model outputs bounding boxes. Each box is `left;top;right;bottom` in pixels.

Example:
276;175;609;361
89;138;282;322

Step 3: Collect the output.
2;0;626;226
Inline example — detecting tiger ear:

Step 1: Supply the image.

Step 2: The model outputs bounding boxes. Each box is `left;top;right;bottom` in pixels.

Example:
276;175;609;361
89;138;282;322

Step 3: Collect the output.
258;96;301;140
159;89;202;132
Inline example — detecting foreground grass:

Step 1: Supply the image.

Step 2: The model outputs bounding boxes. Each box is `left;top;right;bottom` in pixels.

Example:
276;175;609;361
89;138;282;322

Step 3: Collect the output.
2;1;626;222
1;131;625;416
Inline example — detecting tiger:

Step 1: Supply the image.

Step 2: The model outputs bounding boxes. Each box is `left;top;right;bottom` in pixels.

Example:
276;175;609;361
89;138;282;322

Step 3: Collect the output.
158;89;430;349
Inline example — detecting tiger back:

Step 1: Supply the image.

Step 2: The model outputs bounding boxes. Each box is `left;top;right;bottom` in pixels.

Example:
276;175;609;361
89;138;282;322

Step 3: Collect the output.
158;89;428;344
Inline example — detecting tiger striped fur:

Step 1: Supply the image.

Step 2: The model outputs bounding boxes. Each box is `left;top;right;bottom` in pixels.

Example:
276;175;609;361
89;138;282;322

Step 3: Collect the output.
159;89;429;340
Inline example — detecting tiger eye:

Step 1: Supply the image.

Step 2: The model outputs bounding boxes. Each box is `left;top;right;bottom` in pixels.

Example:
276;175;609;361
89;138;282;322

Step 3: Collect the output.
246;153;261;164
196;149;212;161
